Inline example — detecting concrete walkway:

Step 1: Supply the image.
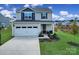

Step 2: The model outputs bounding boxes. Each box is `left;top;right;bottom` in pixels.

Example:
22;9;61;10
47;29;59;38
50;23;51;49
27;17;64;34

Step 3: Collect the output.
0;37;40;55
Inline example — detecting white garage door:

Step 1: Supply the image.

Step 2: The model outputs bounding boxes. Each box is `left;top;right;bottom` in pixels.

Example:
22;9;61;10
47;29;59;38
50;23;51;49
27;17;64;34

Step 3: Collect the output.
14;26;40;36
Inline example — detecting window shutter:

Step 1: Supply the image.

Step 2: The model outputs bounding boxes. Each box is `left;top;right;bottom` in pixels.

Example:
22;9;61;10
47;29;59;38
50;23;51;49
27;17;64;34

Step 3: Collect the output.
46;13;48;19
21;12;24;20
32;13;35;20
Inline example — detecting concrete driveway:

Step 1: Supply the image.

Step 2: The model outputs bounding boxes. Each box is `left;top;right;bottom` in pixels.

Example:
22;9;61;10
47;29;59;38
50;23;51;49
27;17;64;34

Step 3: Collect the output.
0;37;40;55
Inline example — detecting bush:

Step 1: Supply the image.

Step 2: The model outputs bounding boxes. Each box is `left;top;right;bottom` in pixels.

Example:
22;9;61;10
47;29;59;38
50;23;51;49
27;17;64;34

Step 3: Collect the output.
69;18;79;35
47;33;60;41
51;33;60;40
49;30;53;34
39;34;44;37
47;30;53;35
54;27;58;32
71;23;78;35
39;32;44;37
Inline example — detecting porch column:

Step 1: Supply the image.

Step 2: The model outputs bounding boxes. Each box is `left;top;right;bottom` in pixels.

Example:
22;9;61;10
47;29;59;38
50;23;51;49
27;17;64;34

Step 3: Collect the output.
11;21;14;36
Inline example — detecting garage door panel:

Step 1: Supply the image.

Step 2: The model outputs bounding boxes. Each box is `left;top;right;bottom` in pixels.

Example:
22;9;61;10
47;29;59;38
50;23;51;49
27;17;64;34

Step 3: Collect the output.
14;26;40;36
14;28;26;36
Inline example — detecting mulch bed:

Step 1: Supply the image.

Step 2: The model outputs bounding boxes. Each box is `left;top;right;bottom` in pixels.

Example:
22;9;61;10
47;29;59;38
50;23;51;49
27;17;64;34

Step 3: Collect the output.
39;38;52;42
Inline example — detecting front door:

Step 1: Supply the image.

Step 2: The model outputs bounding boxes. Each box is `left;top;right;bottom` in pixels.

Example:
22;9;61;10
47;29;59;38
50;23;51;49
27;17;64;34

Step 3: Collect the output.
42;24;46;34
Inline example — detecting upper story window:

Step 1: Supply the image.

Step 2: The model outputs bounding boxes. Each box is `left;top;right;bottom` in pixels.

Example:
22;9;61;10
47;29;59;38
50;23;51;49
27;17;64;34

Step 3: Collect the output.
24;12;33;20
41;12;48;19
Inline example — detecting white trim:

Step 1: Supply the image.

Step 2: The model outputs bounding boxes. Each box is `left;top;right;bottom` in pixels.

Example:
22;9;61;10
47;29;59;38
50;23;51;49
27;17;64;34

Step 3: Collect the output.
52;23;54;34
14;21;53;24
19;7;35;12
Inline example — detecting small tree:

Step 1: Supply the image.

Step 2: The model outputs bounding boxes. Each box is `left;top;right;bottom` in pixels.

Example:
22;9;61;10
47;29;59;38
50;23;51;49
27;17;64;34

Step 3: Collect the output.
71;18;78;35
57;22;62;30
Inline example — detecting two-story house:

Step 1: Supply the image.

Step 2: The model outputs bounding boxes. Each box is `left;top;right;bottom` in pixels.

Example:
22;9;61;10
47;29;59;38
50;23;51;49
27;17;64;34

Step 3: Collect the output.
12;7;54;36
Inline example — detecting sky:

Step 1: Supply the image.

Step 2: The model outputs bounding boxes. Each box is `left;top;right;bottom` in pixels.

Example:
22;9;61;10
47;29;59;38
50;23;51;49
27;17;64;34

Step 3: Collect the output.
0;4;79;21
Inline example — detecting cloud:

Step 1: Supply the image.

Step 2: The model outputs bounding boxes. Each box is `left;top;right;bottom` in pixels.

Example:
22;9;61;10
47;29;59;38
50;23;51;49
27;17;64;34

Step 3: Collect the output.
0;7;4;10
60;11;69;16
53;11;79;21
24;4;30;7
52;14;65;21
0;10;13;18
31;4;43;7
74;14;79;18
66;14;79;20
52;14;60;20
59;17;65;21
13;8;16;13
48;6;52;9
67;14;74;18
52;14;59;18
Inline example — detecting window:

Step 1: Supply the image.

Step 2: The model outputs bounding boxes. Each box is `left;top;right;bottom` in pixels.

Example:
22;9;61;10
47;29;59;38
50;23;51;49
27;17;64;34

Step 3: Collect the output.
22;26;26;28
24;12;33;20
28;26;32;28
16;27;21;28
41;12;47;19
33;26;37;28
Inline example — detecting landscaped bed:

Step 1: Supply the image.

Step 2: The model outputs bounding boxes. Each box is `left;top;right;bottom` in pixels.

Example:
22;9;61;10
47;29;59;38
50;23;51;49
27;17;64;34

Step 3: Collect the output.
40;30;79;55
0;26;12;45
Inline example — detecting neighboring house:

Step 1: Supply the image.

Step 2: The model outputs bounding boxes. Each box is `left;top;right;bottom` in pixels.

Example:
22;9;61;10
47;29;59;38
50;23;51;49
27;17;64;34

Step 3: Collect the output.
62;21;70;26
76;21;79;26
12;7;54;36
0;14;10;27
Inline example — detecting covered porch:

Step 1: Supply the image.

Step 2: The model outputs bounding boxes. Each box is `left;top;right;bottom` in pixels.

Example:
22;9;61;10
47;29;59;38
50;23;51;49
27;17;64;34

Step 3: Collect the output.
41;24;54;34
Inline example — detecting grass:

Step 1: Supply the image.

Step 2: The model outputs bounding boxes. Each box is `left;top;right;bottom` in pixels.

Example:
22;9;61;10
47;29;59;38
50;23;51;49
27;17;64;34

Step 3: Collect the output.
40;30;79;55
0;26;12;45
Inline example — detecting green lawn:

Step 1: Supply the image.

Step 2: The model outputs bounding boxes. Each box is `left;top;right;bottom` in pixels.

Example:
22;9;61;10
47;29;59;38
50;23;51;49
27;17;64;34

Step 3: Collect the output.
0;26;12;45
40;31;79;55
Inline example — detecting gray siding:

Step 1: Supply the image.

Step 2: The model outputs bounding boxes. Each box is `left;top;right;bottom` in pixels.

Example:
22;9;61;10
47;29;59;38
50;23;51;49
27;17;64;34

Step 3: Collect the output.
16;12;21;20
35;12;52;21
0;14;10;27
46;24;52;31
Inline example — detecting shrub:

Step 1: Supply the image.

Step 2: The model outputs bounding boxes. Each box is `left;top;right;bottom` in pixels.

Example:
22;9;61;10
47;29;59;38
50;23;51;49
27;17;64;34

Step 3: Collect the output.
39;32;44;37
71;23;78;35
51;33;60;40
49;30;53;34
39;34;44;37
47;33;60;41
54;27;58;32
69;18;79;35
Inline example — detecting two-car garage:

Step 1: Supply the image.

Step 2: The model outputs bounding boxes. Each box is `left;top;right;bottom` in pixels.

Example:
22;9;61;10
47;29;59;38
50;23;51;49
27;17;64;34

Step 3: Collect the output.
13;23;41;36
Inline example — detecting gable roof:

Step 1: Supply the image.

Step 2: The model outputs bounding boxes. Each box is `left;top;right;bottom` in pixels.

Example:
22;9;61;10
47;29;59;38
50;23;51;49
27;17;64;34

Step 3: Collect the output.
16;7;52;13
